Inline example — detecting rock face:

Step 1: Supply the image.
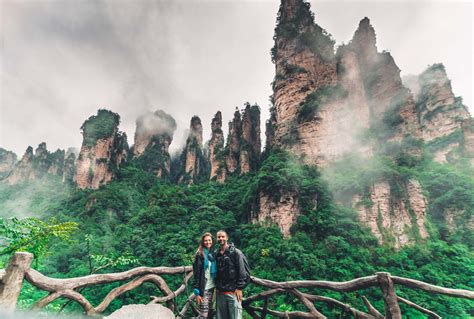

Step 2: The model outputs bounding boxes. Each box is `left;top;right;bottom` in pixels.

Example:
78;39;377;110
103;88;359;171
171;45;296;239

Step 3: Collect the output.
0;148;17;180
178;116;206;184
261;0;430;243
4;147;34;184
354;180;428;248
217;104;261;182
132;110;176;179
270;3;420;166
208;111;225;181
4;143;66;185
256;192;300;237
75;110;128;190
410;64;471;163
240;104;261;174
62;152;76;184
270;0;337;161
225;108;242;175
443;207;474;234
462;118;474;164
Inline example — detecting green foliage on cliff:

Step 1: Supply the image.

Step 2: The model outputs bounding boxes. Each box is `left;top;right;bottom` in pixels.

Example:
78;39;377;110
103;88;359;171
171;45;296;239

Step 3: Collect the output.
272;0;335;64
130;135;171;179
273;1;314;45
419;162;474;247
80;109;120;147
426;129;463;153
297;84;348;123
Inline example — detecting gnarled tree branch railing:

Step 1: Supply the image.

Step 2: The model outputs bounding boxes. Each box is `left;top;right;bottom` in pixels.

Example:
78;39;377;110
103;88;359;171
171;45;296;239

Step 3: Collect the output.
0;252;473;318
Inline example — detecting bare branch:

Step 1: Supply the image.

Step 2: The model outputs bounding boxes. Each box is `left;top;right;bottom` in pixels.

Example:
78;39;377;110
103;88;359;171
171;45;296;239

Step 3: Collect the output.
251;275;378;292
246;305;314;318
243;288;285;305
24;266;191;292
95;274;173;313
33;289;95;315
303;293;376;319
31;292;60;310
149;272;193;304
391;276;474;300
361;296;384;319
290;289;326;319
176;293;196;319
397;296;441;319
61;289;96;315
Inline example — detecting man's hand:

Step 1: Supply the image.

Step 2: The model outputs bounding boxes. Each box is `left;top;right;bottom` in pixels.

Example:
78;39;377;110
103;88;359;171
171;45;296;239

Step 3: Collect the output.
235;289;243;303
196;295;203;304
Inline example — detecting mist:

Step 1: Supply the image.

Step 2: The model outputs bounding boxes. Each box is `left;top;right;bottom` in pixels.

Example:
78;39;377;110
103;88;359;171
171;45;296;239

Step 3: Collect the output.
1;0;471;158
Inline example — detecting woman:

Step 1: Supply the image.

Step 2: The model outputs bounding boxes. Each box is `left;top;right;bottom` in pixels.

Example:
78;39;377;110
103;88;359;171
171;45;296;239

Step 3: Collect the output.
193;232;217;318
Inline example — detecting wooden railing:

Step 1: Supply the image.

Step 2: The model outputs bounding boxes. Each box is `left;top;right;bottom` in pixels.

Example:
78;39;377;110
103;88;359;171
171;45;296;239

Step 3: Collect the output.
0;252;473;318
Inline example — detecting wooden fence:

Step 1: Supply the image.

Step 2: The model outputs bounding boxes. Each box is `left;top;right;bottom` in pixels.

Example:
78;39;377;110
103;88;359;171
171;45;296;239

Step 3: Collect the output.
0;252;473;318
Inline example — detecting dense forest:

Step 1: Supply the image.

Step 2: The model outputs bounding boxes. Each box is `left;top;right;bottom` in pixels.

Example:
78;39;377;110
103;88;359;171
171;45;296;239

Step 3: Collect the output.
1;144;473;317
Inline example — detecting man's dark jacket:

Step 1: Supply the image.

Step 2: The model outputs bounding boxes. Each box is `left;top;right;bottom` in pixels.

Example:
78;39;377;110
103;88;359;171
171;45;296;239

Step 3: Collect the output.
215;243;248;292
192;251;215;297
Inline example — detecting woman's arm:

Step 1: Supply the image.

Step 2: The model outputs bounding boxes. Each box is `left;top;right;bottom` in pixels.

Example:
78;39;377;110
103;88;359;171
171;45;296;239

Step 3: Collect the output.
192;254;199;292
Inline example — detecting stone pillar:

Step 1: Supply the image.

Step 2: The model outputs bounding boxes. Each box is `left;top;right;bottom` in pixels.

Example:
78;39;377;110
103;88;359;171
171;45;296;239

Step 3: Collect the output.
0;252;33;313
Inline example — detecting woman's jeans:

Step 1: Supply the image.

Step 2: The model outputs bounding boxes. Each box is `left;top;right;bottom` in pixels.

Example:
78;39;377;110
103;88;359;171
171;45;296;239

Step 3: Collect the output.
216;291;242;319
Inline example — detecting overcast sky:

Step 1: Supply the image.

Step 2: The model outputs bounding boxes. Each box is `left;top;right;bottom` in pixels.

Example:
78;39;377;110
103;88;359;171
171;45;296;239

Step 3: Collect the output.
1;0;472;157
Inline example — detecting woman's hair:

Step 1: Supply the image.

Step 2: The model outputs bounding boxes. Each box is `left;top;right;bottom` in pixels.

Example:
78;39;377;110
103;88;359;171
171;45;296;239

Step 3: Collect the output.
197;232;213;256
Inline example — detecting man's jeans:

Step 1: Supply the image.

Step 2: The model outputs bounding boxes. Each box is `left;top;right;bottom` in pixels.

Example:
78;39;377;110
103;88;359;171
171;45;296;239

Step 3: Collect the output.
216;292;242;319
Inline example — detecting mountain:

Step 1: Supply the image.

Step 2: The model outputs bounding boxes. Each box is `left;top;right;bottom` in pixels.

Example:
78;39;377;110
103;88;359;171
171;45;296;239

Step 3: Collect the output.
2;1;471;247
0;148;17;180
262;0;473;247
75;110;128;189
130;109;176;179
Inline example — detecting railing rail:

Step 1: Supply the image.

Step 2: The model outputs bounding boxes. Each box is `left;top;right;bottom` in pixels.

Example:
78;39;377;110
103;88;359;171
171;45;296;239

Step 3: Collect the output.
0;252;473;318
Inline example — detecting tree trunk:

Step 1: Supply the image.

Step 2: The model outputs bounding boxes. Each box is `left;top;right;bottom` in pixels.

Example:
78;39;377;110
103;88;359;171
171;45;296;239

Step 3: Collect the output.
0;252;33;313
377;272;401;319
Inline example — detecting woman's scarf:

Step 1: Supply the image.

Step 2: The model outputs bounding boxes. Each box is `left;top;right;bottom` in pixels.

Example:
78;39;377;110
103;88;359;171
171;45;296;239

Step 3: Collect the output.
203;248;217;279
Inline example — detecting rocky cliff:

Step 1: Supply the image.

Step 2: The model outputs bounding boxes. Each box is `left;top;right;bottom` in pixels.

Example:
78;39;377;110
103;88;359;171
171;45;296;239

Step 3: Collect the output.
225;108;242;175
208;111;225;181
3;143;66;184
217;104;261;181
353;179;428;249
405;64;471;163
462;118;474;165
177;116;207;184
240;104;261;174
0;148;17;180
132;110;176;179
75;109;128;189
256;192;300;237
62;151;76;184
260;0;429;244
4;147;34;184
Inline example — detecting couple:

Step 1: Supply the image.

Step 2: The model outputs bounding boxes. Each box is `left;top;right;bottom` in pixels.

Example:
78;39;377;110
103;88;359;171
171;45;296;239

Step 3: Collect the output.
192;230;249;319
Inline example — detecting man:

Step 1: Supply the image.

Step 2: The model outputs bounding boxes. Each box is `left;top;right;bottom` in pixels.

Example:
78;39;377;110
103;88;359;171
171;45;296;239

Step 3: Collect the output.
215;230;249;319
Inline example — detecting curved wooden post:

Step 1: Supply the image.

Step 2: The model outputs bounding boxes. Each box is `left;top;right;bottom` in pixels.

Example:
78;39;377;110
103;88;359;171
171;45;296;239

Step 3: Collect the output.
377;272;401;319
0;252;34;313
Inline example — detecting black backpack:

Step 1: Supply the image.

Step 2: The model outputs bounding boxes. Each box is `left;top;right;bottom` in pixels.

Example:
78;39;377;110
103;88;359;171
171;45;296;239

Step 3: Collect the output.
233;249;251;287
242;253;252;286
